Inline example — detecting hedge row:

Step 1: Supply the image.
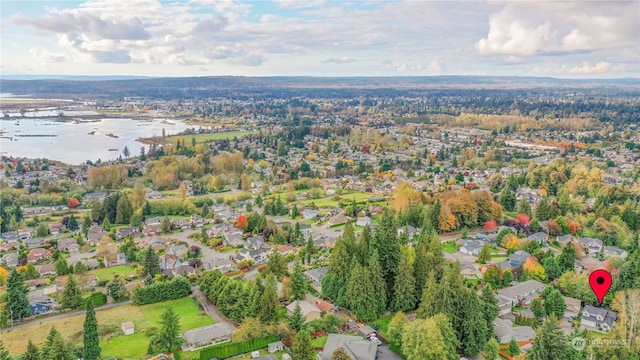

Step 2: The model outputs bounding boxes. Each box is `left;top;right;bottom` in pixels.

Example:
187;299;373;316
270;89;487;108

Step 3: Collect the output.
132;277;191;305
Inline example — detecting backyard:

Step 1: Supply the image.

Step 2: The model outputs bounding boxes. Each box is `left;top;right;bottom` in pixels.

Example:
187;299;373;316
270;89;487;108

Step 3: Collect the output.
94;265;137;282
2;296;212;360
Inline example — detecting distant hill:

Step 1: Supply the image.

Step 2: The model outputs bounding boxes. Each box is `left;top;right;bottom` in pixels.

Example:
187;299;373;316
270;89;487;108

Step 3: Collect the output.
0;75;153;81
0;76;638;100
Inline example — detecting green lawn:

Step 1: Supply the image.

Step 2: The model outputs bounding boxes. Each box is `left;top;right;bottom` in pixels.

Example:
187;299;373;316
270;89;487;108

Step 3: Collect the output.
311;335;328;347
442;242;457;254
491;256;509;262
140;297;214;331
94;265;136;281
101;297;213;360
370;314;394;336
166;131;256;143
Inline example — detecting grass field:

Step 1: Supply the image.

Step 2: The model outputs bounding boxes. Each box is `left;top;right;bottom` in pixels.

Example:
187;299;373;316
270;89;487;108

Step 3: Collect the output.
311;335;328;347
166;131;256;143
442;242;457;254
370;314;394;337
2;297;212;359
94;265;136;281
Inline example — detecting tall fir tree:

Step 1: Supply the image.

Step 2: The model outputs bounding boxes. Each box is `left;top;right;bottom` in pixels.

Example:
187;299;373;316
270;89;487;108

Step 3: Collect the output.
61;275;83;309
371;210;400;306
480;286;499;336
417;271;438;319
528;315;568;360
41;327;74;360
22;341;40;360
413;237;429;298
356;224;372;264
345;260;377;321
391;248;417;312
4;269;31;322
152;306;182;352
291;330;314;360
368;250;387;316
258;276;279;324
83;301;101;360
461;291;490;357
67;214;79;231
290;262;308;301
143;248;160;278
288;302;305;331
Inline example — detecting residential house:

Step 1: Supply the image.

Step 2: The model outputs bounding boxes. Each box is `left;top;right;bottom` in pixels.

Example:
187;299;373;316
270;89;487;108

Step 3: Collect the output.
494;318;536;344
356;216;373;228
27;248;51;264
563;296;582;321
496;294;512;316
1;231;19;243
58;239;80;253
460;262;479;280
163;265;199;277
208;258;235;273
527;232;549;245
328;215;350;226
603;246;628;259
29;296;55;315
48;223;65;235
87;224;107;246
24;237;45;248
81;259;101;270
181;323;234;351
56;274;97;291
18;228;35;240
556;235;575;247
497;279;546;307
305;266;327;293
246;236;268;250
273;245;294;256
37;263;56;277
397;225;419;239
0;253;19;268
286;300;322;323
581;238;603;255
459;240;484;256
121;321;135;335
169;244;188;258
223;233;244;247
581;305;617;331
104;252;128;267
171;219;190;231
0;241;20;252
249;248;270;264
315;300;335;313
267;341;285;353
159;254;182;270
302;209;319;221
317;334;377;360
116;227;140;239
299;223;313;238
509;250;532;267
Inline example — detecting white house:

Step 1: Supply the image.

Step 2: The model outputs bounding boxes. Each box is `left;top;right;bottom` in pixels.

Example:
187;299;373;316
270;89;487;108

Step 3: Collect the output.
121;321;135;335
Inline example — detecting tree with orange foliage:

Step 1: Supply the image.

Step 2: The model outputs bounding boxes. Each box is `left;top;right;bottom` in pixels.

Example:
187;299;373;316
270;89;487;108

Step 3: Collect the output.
67;198;80;209
515;214;530;225
0;267;9;285
236;214;248;230
438;205;457;233
484;220;497;233
523;257;546;281
501;234;521;254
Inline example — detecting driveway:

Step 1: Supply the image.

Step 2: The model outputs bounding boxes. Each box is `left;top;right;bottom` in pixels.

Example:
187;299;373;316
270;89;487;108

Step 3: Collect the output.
191;286;237;329
376;345;403;360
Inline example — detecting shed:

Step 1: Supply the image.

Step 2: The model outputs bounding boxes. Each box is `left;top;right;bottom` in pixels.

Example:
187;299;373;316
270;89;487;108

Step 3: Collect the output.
282;354;292;360
268;341;285;353
121;321;135;335
358;325;376;338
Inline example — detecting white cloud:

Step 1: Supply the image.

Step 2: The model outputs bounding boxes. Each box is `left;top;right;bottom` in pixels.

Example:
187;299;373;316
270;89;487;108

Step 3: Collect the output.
569;61;612;74
322;57;355;64
427;57;442;73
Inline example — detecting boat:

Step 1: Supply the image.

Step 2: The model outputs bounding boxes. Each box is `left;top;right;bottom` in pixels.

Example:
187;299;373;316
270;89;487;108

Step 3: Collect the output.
88;131;96;135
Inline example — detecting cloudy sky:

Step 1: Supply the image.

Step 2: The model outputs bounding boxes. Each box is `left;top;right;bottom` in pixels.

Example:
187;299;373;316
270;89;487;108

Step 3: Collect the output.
1;0;639;78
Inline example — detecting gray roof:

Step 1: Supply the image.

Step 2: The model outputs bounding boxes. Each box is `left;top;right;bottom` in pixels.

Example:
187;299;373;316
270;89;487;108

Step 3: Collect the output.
305;266;327;282
509;250;532;264
494;318;535;343
497;279;545;301
182;323;234;346
319;334;377;360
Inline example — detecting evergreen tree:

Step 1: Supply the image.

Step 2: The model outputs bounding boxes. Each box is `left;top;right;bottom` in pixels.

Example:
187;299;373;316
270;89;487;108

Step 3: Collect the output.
288;302;305;331
143;201;152;217
23;340;40;360
531;297;545;320
201;202;209;217
425;230;445;280
542;256;562;280
544;289;566;319
0;339;10;360
290;262;308;301
499;188;516;211
258;276;279;324
61;275;83;309
161;216;172;234
483;338;499;360
55;258;70;276
557;244;576;272
291;329;314;360
368;250;387;316
140;146;147;161
461;291;490;357
82;216;91;238
371;210;400;305
431;313;459;360
508;338;520;356
67;215;79;231
152;306;182;352
41;327;74;360
266;248;287;281
391;248;416;312
417;271;438;319
83;301;101;360
115;194;133;224
142;248;160;278
356;225;372;265
518;198;532;217
107;277;128;302
101;217;111;231
413;238;429;298
4;269;31;322
528;315;568;360
324;233;352;304
480;286;499;334
387;312;408;347
14;204;23;223
478;242;491;264
345;260;377;321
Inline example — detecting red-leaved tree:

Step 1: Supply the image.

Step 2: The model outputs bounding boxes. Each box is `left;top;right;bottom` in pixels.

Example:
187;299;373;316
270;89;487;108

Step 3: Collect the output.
67;198;80;209
236;214;248;230
515;214;530;225
484;220;498;233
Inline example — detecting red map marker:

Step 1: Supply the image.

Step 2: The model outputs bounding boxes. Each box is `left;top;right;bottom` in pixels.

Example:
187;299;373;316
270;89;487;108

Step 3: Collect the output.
589;269;612;305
